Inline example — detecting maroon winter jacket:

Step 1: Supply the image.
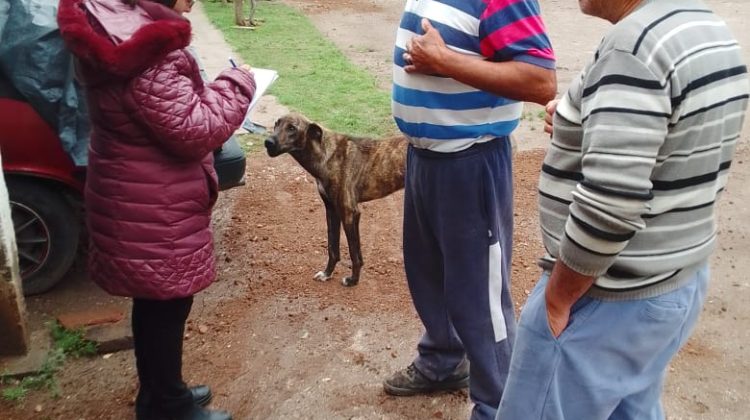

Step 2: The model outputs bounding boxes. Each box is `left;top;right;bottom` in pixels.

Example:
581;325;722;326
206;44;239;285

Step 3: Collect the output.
58;0;256;299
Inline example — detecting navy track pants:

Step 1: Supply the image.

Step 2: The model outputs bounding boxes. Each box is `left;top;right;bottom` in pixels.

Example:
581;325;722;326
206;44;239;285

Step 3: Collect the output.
403;138;516;420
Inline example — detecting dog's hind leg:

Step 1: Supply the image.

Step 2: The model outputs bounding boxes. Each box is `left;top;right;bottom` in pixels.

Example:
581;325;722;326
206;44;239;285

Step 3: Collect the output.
314;192;341;282
341;206;363;287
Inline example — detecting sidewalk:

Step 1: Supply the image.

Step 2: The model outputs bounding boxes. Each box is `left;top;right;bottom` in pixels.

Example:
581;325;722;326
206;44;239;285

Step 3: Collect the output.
190;1;288;130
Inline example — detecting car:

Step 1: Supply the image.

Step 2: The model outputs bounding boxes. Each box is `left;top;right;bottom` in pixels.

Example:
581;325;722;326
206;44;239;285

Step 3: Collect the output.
0;73;247;296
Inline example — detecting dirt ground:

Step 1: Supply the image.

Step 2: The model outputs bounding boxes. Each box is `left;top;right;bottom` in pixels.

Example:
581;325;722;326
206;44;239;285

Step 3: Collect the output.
2;1;749;419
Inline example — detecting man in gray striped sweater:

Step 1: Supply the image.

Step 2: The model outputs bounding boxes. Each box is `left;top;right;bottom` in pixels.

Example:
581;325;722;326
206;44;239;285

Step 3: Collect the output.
497;1;749;419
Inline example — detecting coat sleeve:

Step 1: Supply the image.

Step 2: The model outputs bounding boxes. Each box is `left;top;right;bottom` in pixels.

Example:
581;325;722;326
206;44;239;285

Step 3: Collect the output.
125;52;256;161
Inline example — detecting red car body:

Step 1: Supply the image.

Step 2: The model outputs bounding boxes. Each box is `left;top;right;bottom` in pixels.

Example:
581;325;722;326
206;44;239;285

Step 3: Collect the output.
0;97;84;192
0;78;86;296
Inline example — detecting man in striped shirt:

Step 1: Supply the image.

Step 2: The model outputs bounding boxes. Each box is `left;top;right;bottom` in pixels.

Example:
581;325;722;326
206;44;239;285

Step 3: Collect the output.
382;1;555;419
498;0;749;419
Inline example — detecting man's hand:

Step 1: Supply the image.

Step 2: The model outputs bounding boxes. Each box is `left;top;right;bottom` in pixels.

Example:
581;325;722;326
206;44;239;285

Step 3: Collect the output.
544;99;559;136
545;261;595;337
403;19;451;75
400;18;555;104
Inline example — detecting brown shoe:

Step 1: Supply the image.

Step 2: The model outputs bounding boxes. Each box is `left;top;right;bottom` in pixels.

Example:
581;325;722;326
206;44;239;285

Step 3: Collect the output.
383;361;469;396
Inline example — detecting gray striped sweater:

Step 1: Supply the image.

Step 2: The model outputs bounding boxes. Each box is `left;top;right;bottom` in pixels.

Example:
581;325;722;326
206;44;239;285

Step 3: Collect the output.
539;0;750;299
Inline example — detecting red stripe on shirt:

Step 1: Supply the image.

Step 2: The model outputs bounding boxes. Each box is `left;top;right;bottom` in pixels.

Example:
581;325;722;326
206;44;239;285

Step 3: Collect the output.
480;15;553;59
481;0;526;19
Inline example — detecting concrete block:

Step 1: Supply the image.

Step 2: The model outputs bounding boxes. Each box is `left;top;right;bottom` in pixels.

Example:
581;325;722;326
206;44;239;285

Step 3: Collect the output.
84;318;133;354
0;330;52;378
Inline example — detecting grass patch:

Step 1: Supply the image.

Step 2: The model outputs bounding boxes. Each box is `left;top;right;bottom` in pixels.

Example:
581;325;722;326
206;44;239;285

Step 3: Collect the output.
202;0;396;137
1;384;28;402
2;348;65;400
51;323;97;358
1;323;97;402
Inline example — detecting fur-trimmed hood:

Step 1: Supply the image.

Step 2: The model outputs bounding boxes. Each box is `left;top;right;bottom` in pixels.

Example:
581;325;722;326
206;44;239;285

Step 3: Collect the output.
57;0;192;80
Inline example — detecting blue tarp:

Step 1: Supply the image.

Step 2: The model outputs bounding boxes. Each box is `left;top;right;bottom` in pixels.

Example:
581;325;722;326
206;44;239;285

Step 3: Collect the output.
0;0;89;166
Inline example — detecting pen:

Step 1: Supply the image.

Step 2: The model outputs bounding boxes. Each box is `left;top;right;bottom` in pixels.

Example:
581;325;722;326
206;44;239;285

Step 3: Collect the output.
229;57;237;68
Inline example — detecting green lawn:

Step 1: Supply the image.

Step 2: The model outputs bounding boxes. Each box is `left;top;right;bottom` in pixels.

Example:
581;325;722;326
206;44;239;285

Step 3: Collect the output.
202;1;396;137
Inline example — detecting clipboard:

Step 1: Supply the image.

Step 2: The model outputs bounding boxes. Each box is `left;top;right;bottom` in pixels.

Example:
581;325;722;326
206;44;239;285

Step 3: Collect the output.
242;68;278;133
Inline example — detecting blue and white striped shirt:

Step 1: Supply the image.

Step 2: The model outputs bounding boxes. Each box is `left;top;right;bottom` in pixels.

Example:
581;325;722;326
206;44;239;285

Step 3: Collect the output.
393;0;555;152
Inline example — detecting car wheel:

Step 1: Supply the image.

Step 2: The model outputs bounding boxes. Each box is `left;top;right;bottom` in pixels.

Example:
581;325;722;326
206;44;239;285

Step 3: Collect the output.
6;178;81;296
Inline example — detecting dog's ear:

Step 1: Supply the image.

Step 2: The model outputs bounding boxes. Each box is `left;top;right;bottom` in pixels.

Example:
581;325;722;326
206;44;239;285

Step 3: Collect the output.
306;123;323;143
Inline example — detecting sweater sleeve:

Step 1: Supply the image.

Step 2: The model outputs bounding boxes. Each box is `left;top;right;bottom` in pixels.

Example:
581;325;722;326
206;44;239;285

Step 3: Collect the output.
126;52;256;161
558;49;670;276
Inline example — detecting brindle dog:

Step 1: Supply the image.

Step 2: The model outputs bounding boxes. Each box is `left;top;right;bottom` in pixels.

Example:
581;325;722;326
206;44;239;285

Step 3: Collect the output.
264;113;407;286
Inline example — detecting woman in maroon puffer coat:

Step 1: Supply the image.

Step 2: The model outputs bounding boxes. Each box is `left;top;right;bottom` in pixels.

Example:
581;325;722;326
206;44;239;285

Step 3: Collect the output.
58;0;255;418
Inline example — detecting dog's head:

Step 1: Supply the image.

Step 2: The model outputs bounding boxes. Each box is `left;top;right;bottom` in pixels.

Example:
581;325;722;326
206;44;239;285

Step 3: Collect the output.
264;113;324;157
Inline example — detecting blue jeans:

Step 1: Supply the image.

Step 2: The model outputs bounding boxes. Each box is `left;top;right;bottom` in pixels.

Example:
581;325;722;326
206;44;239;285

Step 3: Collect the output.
497;265;709;420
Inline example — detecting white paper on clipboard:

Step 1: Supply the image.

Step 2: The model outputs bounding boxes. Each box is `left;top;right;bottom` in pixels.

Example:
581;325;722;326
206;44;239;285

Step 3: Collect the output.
241;68;278;133
247;68;278;114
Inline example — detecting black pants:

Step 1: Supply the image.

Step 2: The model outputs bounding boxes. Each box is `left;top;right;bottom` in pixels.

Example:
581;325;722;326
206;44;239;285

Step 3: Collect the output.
132;296;194;414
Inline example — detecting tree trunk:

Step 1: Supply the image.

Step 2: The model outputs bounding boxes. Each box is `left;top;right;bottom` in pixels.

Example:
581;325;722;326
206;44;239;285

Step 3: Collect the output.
247;0;256;24
233;0;245;26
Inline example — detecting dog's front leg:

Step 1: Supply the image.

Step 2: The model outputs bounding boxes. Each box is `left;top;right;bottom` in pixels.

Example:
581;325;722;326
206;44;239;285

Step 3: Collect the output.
341;206;362;287
314;192;341;282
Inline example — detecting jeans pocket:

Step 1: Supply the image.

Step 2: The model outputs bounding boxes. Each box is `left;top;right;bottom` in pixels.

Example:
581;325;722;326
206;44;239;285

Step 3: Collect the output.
543;295;601;343
519;278;548;331
640;298;687;322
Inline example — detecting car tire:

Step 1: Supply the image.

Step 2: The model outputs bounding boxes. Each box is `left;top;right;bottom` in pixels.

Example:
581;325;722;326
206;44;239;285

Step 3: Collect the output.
6;178;81;296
